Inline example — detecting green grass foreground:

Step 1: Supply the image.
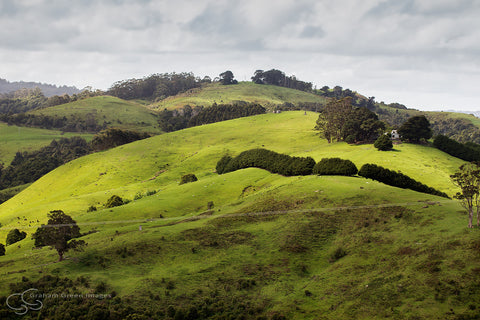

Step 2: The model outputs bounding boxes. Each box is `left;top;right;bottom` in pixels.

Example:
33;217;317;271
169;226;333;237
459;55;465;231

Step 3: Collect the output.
0;111;478;319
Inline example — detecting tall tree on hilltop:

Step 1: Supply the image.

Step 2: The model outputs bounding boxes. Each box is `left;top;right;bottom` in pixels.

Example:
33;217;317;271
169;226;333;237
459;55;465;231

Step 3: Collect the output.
451;162;480;228
219;71;238;85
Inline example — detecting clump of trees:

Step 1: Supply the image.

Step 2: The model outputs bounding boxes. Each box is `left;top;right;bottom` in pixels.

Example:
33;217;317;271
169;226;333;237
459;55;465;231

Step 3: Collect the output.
0;137;90;190
450;162;480;228
433;135;480;162
0;243;5;256
219;71;238;85
108;72;200;100
251;69;313;92
374;134;393;151
312;158;358;176
32;210;86;261
158;102;266;132
105;195;125;208
0;87;102;117
315;97;385;143
180;173;198;185
6;228;27;246
90;128;150;151
217;148;315;176
398;115;432;143
358;163;448;198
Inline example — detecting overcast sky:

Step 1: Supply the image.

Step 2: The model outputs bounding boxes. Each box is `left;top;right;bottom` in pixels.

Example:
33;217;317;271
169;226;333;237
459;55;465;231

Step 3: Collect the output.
1;0;479;111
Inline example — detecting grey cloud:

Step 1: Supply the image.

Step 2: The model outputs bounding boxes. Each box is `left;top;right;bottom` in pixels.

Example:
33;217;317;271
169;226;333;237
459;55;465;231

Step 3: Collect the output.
300;25;325;38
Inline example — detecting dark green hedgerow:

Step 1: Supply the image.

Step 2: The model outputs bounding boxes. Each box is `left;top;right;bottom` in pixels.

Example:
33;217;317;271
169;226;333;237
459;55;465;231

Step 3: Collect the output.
358;163;449;198
312;158;358;176
217;148;315;176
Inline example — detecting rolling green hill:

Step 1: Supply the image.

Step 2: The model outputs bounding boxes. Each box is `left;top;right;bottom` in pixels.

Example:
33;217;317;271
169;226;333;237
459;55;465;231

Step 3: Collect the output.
30;96;162;134
150;82;327;110
0;112;478;319
0;122;93;165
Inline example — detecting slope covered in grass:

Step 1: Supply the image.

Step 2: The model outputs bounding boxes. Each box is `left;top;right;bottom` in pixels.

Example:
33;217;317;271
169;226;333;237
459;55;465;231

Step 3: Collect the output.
30;96;162;133
151;82;326;110
0;111;477;319
0;122;93;164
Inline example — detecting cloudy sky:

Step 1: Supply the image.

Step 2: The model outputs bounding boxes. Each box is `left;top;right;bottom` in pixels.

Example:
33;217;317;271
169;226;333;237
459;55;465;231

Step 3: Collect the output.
1;0;479;111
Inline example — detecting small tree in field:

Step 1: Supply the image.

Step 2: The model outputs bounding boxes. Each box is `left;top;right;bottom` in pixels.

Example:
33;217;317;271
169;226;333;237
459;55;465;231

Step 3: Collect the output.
451;163;480;228
32;210;86;261
374;134;393;151
180;173;198;185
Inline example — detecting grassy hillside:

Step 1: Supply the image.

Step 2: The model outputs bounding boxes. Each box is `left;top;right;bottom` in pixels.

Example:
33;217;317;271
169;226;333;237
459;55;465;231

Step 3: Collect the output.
0;122;93;164
0;112;477;319
151;82;326;110
30;96;162;134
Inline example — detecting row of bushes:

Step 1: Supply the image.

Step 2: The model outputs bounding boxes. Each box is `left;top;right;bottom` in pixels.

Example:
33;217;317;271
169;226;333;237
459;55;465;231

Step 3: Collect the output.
216;150;447;198
216;149;315;176
433;134;480;162
358;163;449;198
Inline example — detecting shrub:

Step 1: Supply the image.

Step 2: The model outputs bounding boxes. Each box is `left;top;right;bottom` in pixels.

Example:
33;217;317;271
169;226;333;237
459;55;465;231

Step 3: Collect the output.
0;243;5;256
219;148;315;176
358;163;448;198
329;247;347;262
180;173;198;185
105;195;124;208
87;205;97;212
374;134;393;151
312;158;358;176
145;190;157;196
6;229;27;246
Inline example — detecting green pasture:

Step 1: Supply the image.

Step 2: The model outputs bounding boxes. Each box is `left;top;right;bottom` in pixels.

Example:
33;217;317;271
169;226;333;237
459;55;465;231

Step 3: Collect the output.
0;122;93;165
0;111;478;319
30;96;162;134
151;82;327;110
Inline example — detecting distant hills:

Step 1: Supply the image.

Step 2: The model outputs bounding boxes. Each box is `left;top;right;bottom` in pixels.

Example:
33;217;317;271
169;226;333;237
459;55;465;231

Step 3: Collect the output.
0;78;80;97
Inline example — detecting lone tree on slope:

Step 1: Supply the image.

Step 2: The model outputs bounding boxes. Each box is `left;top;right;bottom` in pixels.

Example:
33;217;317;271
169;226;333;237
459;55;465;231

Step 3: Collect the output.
32;210;86;261
451;162;480;228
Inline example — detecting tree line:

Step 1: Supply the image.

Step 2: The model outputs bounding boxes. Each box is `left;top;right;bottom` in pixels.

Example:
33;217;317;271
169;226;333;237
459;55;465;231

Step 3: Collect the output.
0;129;150;198
158;102;266;132
107;72;203;101
433;135;480;162
0;87;103;115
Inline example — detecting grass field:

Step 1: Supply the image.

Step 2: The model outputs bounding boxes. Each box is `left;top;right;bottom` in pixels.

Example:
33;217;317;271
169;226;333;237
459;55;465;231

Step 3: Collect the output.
150;82;327;110
0;123;93;165
0;111;478;319
30;96;162;134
